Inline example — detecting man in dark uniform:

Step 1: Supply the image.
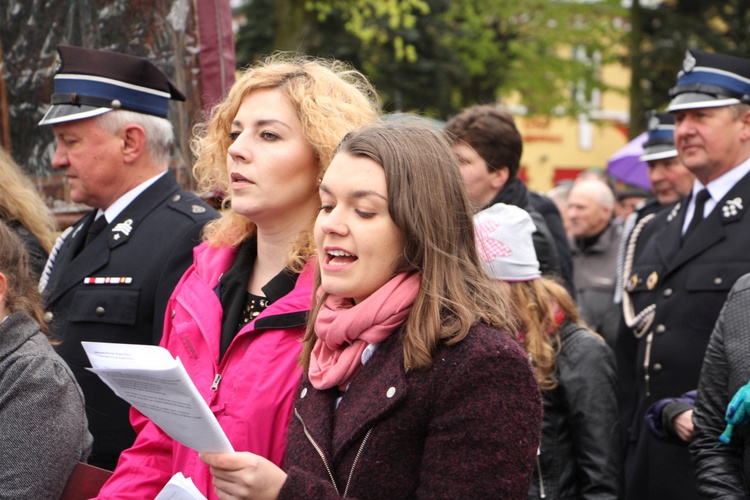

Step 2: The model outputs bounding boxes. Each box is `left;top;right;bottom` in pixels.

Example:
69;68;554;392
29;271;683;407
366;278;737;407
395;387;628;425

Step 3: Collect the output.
615;111;694;306
38;45;218;470
616;49;750;499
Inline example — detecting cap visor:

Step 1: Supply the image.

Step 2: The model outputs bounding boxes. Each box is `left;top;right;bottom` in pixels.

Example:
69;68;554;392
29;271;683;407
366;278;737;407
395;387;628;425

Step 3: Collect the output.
640;147;678;162
667;92;740;112
38;104;113;126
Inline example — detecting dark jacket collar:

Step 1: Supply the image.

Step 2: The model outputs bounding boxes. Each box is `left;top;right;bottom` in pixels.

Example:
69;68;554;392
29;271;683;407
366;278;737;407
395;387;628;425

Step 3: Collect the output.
487;178;530;211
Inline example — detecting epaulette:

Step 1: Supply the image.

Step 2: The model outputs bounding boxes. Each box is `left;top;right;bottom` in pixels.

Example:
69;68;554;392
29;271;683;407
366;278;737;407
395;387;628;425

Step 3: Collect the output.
166;192;217;221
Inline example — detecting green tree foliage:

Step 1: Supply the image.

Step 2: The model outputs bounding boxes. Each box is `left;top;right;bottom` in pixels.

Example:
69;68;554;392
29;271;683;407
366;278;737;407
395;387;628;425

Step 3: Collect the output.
234;0;625;119
632;0;750;136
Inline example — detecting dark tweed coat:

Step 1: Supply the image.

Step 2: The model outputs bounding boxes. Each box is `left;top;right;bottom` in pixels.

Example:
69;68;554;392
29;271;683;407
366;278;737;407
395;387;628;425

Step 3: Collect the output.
279;323;543;499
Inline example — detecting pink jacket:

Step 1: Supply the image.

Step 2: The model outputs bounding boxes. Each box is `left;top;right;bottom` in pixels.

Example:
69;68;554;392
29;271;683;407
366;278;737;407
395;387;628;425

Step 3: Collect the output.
96;242;314;499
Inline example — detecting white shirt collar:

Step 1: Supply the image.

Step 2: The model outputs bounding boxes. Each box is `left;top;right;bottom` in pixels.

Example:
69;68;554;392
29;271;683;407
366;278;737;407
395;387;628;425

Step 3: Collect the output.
97;172;166;223
682;157;750;233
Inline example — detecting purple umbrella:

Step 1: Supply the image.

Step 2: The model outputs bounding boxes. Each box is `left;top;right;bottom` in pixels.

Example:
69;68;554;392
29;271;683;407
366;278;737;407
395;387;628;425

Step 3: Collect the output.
606;132;652;191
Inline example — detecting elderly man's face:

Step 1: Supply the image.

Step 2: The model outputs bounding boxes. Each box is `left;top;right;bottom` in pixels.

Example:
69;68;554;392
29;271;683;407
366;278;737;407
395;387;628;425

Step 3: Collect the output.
647;156;694;206
567;185;611;238
51;117;126;210
673;106;750;184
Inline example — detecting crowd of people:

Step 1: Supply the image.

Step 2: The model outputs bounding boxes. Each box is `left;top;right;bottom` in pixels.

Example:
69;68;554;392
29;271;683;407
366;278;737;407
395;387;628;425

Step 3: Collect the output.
2;42;750;499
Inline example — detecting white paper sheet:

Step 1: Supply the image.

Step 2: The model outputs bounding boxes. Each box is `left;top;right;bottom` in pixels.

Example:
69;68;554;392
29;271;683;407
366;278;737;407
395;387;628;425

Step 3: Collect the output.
153;472;207;500
82;341;233;453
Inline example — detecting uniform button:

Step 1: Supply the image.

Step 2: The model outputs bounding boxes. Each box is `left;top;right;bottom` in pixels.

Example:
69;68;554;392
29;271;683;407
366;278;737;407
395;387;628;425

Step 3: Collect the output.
43;311;54;322
172;194;181;202
653;363;663;373
663;288;673;297
386;387;396;398
655;324;666;334
714;277;723;286
95;306;106;316
300;387;308;399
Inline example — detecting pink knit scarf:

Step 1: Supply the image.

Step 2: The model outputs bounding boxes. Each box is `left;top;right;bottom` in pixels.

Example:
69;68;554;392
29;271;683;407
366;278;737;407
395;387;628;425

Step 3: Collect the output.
308;272;421;391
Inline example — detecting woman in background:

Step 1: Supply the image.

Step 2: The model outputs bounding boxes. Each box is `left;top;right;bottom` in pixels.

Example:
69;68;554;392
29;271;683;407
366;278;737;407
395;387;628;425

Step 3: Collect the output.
96;53;379;499
0;220;92;498
201;119;542;499
0;147;57;277
473;202;621;499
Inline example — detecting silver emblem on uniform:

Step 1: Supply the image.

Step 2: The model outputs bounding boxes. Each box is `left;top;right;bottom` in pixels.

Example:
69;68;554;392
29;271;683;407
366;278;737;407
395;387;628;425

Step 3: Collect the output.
683;51;697;73
722;197;743;219
71;223;85;239
192;205;206;214
112;219;134;236
667;202;681;222
172;194;181;202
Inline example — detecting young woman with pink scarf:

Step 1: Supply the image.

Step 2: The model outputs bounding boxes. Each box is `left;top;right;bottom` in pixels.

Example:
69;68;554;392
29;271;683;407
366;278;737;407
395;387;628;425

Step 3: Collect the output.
201;119;543;499
95;53;379;500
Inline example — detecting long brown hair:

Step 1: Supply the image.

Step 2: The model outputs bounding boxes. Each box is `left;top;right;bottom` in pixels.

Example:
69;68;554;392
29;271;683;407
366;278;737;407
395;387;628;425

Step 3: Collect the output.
0;221;50;334
506;276;596;390
191;52;379;271
301;118;517;371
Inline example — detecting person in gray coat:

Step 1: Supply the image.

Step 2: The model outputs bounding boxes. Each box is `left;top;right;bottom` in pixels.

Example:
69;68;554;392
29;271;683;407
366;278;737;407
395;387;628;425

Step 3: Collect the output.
0;220;93;499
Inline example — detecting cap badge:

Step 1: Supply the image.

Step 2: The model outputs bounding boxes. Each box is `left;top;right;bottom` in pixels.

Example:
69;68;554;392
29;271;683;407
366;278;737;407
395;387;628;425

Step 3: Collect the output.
683;51;697;73
721;197;744;221
648;115;660;131
647;271;659;290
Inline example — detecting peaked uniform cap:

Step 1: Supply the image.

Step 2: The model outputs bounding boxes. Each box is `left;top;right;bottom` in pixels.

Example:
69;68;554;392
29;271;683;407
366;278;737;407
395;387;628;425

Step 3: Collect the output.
640;111;677;162
668;49;750;112
39;45;186;126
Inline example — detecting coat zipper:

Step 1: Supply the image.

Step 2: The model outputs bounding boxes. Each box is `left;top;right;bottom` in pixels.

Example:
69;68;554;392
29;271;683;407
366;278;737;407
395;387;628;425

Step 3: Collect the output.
210;373;222;391
536;448;546;498
294;407;340;495
343;428;372;498
294;407;372;498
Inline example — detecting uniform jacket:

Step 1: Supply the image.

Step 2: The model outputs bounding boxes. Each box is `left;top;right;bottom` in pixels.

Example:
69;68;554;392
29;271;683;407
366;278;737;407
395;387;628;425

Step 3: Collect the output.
571;222;623;348
279;323;543;500
42;173;218;469
691;274;750;498
0;312;93;499
96;242;313;500
616;170;750;500
529;321;621;499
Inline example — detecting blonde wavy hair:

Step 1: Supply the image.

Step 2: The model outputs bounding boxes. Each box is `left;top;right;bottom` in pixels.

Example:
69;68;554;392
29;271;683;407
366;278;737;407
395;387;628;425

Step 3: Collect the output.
191;52;380;271
0;147;58;251
505;277;599;390
301;119;517;372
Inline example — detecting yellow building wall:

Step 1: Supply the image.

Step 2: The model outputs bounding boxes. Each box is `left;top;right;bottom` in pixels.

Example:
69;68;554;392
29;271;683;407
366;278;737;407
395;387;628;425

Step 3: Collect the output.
506;56;632;192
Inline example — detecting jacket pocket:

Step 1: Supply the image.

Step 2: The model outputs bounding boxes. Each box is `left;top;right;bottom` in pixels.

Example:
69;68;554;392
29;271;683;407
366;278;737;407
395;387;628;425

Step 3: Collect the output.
685;262;749;292
69;287;140;325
